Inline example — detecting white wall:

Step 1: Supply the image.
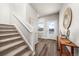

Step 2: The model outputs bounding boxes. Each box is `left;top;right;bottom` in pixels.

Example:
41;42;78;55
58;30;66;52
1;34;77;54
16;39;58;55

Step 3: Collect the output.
10;3;27;24
59;3;79;55
0;3;10;24
38;13;59;40
10;3;37;25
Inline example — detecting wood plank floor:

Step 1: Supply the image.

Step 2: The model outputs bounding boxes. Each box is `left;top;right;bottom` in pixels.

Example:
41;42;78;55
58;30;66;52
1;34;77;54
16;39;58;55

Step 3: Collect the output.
35;38;58;56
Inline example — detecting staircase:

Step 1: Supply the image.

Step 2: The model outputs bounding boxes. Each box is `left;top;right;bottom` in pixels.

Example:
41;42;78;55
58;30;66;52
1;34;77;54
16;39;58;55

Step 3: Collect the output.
0;24;33;56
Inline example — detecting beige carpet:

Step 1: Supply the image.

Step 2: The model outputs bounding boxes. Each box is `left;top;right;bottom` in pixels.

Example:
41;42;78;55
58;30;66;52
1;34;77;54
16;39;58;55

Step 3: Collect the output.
35;38;57;56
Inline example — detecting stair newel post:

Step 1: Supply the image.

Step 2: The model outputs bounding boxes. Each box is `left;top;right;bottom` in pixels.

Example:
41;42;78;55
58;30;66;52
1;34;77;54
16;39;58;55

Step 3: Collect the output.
30;30;35;55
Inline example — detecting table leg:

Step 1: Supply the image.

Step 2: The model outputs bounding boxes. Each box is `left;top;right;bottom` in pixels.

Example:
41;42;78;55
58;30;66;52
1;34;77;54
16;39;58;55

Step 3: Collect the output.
71;47;74;56
60;44;62;56
60;44;64;56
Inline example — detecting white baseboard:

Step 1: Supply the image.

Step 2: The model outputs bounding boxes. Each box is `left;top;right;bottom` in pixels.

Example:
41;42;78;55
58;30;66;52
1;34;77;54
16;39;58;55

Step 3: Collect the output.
14;24;34;51
38;37;57;40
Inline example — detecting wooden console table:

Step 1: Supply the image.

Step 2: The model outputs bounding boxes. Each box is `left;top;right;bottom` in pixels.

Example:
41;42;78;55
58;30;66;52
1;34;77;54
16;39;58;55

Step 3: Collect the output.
59;37;78;56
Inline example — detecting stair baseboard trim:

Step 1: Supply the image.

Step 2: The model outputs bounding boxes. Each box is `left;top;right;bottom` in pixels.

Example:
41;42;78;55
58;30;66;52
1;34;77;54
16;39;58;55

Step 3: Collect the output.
14;24;34;52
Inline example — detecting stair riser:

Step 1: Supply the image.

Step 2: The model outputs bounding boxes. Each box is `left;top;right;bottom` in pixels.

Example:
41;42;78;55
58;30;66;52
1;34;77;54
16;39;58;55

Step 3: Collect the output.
0;31;17;33
0;24;14;27
0;34;20;39
0;26;16;30
0;38;22;47
0;42;26;56
0;26;15;28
